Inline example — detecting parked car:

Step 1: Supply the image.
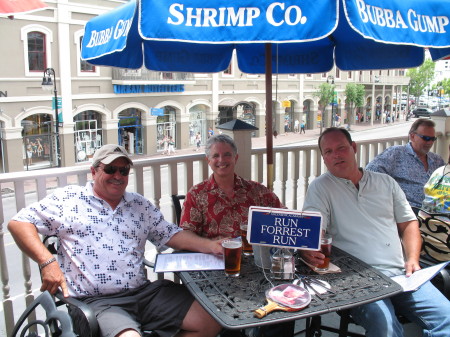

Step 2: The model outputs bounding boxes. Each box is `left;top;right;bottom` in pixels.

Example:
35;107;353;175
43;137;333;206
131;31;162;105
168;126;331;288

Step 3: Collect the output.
412;107;434;118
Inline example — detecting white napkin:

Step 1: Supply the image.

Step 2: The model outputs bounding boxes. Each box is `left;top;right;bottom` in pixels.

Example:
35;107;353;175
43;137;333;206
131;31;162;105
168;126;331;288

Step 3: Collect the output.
300;258;341;274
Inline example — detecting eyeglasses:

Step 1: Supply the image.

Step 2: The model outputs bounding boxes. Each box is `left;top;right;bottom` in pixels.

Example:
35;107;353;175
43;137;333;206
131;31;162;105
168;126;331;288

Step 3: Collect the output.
414;133;437;142
99;164;131;176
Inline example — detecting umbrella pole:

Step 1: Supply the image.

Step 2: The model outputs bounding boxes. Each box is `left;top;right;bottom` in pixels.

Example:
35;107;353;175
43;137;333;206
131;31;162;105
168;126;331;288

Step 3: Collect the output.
265;43;274;191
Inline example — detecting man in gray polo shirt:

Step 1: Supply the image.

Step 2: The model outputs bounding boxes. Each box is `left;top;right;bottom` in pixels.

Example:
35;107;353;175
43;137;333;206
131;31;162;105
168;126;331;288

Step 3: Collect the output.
302;127;450;337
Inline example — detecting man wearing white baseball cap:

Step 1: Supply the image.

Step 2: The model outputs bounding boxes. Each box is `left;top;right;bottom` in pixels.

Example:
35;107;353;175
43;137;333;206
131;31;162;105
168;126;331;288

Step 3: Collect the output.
91;143;133;167
9;144;223;337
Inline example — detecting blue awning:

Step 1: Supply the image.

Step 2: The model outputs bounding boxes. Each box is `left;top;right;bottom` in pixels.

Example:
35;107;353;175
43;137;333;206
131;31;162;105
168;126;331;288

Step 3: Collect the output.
82;0;450;73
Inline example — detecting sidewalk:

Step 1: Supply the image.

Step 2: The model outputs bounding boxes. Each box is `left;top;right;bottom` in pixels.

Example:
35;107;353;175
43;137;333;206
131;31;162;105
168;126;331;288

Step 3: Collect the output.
156;119;410;159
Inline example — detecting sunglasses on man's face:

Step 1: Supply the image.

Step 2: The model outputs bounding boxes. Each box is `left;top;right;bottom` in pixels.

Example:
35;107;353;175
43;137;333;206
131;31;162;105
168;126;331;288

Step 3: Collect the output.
100;164;131;176
414;133;437;142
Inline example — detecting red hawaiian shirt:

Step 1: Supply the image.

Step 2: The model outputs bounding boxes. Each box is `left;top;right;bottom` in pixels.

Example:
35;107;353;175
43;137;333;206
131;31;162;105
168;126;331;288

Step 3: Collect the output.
180;174;284;239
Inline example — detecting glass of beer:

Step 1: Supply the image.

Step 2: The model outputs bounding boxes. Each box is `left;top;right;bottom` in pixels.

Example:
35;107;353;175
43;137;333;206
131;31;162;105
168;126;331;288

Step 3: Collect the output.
222;238;242;277
240;223;253;256
317;233;332;271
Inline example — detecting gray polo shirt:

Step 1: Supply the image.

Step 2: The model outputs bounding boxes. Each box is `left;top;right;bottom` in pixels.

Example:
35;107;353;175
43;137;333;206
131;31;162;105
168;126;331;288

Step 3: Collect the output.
303;170;416;276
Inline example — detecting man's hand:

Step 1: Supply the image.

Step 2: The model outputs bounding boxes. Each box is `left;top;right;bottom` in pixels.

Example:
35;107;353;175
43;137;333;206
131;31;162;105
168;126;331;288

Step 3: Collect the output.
208;239;224;255
40;263;69;297
298;249;326;267
404;260;421;277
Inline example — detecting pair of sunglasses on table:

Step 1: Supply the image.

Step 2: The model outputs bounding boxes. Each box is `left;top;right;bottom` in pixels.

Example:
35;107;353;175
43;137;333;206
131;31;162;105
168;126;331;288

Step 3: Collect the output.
99;164;131;176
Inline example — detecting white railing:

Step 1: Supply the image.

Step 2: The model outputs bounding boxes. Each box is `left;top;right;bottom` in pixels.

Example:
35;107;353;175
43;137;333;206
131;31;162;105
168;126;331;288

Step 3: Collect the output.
0;136;409;335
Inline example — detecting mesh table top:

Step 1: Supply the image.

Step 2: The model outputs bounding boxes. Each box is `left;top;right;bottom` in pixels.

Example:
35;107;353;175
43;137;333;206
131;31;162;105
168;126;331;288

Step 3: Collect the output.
179;247;402;329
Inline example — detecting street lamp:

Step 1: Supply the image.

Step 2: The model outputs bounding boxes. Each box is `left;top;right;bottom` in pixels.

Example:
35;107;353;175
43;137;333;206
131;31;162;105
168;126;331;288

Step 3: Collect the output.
41;68;61;167
327;75;335;127
437;86;443;110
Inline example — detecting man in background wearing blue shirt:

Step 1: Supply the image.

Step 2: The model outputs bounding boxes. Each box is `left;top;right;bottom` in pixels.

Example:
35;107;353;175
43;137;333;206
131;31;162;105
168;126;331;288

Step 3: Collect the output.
366;118;444;209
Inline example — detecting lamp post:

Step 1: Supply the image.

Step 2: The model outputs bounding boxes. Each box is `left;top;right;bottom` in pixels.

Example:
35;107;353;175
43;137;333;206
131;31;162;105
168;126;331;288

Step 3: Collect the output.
327;75;335;127
437;86;443;110
406;81;411;121
41;68;61;167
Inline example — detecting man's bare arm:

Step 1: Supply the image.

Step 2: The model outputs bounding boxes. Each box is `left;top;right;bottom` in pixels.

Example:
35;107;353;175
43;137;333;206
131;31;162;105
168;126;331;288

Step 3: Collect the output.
8;220;69;296
397;219;422;276
166;230;223;255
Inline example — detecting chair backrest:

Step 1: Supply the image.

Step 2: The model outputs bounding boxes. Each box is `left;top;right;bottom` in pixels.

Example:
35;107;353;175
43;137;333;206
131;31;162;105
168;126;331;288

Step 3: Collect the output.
11;290;76;337
417;209;450;263
171;194;185;225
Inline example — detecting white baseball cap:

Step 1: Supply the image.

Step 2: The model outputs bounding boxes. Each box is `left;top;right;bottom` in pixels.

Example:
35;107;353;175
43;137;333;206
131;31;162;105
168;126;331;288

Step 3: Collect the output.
92;144;132;167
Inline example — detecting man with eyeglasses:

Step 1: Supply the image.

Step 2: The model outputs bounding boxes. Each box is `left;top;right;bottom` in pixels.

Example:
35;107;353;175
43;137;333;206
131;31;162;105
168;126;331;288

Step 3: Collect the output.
302;127;450;337
8;144;222;337
366;118;445;209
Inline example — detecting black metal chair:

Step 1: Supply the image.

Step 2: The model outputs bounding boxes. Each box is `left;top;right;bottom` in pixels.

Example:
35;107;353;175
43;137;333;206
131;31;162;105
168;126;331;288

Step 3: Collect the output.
11;290;76;337
42;236;158;337
42;236;101;337
416;209;450;298
171;194;185;225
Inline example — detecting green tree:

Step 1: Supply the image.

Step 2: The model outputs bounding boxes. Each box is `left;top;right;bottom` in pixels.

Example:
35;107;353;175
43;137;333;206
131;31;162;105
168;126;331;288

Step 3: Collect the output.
407;59;436;103
345;83;365;130
435;78;450;97
314;82;335;133
433;78;450;109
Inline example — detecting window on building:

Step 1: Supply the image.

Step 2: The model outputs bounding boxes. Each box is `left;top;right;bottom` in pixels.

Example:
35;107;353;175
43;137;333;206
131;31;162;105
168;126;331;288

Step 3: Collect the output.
79;37;95;72
74;30;99;77
336;68;340;79
348;71;352;79
27;32;46;72
306;74;313;78
223;62;232;75
322;73;327;78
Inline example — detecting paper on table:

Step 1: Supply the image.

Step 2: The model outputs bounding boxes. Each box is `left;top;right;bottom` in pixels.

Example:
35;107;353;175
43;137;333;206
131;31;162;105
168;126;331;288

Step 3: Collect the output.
391;261;449;292
154;253;224;273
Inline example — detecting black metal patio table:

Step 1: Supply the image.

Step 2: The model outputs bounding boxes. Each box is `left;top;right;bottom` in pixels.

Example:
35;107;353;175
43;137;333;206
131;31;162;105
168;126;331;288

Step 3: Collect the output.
178;247;403;330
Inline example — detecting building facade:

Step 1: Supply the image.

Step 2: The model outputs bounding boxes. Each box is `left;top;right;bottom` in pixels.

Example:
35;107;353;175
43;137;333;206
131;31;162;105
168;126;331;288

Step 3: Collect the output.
0;0;410;173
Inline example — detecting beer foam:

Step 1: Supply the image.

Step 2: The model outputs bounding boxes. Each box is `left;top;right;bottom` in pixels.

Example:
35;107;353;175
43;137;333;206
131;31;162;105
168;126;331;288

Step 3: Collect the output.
222;240;242;249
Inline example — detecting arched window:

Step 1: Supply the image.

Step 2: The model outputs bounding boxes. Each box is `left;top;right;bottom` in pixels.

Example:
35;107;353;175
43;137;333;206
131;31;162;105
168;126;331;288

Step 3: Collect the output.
74;30;99;76
21;24;52;76
27;32;46;72
80;37;95;72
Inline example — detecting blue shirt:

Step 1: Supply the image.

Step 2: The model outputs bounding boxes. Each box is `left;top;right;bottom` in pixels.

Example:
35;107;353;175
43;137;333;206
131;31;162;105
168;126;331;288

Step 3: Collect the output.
366;143;445;208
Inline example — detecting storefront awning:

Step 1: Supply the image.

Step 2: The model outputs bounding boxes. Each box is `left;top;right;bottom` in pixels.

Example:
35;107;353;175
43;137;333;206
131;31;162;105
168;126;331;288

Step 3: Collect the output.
0;0;47;15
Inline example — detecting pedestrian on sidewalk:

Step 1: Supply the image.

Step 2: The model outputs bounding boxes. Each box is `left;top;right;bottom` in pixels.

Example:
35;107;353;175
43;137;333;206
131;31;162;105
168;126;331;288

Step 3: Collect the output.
300;121;306;134
167;136;176;155
161;136;169;155
195;132;202;151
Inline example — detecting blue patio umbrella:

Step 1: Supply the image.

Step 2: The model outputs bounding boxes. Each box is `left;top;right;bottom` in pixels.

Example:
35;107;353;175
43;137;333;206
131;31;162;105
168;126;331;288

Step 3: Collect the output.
81;0;450;188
